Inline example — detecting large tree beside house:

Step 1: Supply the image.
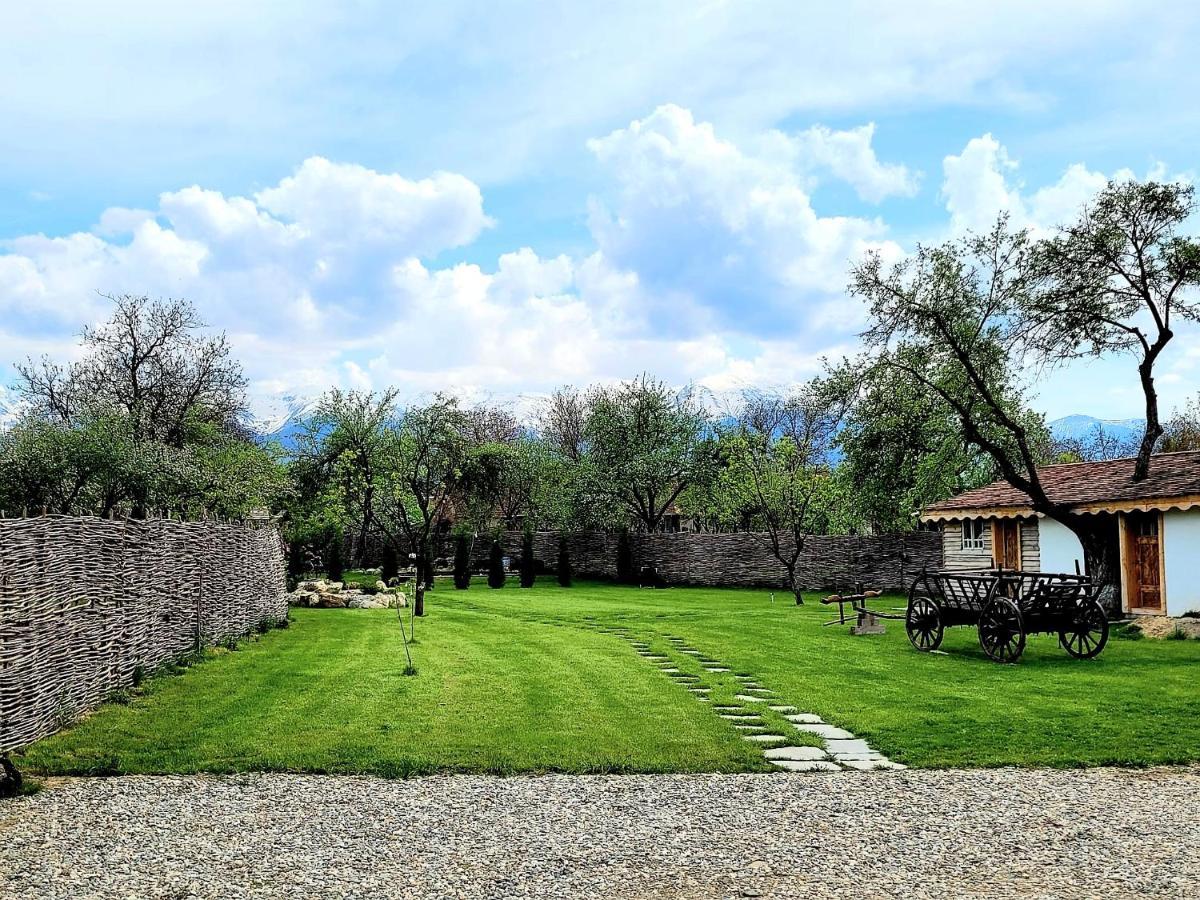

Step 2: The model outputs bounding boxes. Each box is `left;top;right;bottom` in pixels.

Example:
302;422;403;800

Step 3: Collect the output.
850;181;1200;595
850;218;1118;592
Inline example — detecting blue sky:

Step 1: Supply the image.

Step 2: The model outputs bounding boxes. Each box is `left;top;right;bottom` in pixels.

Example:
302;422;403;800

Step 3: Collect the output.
2;1;1199;421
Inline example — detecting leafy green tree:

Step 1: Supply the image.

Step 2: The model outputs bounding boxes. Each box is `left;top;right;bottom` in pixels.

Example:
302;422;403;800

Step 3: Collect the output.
850;219;1115;593
828;364;998;533
296;389;398;564
372;396;472;615
582;376;716;531
1028;181;1200;480
721;388;842;603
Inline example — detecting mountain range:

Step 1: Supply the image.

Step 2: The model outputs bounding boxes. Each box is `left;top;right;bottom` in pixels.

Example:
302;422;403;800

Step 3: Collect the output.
244;398;1149;454
1047;414;1144;446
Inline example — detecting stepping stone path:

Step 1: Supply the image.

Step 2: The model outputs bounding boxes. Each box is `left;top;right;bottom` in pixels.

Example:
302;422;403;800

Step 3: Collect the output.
615;630;904;773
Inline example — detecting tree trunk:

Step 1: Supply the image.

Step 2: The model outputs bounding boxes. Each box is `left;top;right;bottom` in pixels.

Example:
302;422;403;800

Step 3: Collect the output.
1133;356;1165;482
1060;513;1121;613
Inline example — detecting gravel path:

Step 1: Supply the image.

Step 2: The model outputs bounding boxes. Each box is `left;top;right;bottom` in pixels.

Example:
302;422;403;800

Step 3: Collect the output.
3;768;1199;899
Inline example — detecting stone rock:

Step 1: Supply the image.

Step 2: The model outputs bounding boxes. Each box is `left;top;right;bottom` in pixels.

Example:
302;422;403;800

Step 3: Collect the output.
375;580;388;591
785;713;823;724
793;723;855;740
317;594;347;609
770;759;841;772
824;738;872;755
764;746;829;761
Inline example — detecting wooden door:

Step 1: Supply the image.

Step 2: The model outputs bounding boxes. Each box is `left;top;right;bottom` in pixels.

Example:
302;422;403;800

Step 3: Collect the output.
1125;513;1163;611
993;520;1020;570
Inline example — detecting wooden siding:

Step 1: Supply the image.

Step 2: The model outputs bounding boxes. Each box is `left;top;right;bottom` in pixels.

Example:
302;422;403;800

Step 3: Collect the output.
1020;518;1040;570
942;517;1041;571
942;519;994;571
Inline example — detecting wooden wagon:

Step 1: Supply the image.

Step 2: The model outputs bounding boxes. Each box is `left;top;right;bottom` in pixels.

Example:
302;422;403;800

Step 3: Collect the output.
904;568;1109;663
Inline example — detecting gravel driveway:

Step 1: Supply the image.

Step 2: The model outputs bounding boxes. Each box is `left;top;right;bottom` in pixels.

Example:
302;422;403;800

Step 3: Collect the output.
2;768;1198;899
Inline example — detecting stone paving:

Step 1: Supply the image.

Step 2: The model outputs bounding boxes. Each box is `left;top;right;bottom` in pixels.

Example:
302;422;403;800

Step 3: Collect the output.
624;631;905;773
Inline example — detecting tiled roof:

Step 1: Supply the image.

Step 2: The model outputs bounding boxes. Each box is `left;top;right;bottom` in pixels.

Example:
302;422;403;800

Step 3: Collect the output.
923;451;1200;517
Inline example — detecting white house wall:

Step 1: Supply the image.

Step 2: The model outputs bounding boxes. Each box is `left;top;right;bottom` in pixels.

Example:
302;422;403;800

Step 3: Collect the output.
1163;510;1200;616
1039;518;1086;575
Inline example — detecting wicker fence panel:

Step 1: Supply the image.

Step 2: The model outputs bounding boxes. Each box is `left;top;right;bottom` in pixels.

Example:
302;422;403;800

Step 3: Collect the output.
0;515;287;752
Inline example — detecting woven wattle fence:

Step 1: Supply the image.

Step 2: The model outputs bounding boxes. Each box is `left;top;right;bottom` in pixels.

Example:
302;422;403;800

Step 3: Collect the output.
0;515;287;752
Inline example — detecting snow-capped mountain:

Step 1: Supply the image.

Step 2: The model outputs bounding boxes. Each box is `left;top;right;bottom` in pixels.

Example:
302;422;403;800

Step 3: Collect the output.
246;394;321;447
0;385;21;429
1048;414;1144;445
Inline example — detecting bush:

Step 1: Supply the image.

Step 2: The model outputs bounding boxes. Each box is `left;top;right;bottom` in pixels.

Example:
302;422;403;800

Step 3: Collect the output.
616;528;634;584
325;530;345;583
488;541;506;589
454;533;472;589
519;531;535;588
381;545;399;584
557;535;572;587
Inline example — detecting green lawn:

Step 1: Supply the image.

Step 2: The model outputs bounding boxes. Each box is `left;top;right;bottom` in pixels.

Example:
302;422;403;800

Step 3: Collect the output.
18;578;1200;776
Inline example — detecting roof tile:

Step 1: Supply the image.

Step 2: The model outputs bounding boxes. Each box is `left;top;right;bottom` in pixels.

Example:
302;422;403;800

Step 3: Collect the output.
924;450;1200;515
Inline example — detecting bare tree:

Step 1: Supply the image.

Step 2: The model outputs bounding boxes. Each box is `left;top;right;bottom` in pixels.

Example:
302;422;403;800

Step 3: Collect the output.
17;294;247;446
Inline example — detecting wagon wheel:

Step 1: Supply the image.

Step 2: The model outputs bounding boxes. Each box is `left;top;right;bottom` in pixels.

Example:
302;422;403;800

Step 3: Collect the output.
978;597;1026;663
905;596;944;652
1059;598;1109;659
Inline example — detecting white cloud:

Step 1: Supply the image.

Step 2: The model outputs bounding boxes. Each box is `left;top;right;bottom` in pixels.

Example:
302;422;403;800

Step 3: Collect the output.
6;109;1189;422
772;123;920;203
255;157;492;254
940;133;1184;237
586;105;903;332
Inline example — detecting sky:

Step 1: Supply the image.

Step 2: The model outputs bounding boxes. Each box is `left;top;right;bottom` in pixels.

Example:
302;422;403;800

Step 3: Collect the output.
2;1;1199;423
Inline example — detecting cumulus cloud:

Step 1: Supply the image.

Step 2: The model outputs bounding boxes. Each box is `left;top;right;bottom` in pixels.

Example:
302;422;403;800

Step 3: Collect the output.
586;104;903;335
939;133;1187;236
15;110;1188;420
772;123;919;203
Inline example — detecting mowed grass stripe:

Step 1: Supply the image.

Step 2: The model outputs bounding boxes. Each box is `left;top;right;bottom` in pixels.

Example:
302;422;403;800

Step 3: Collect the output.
19;578;1200;774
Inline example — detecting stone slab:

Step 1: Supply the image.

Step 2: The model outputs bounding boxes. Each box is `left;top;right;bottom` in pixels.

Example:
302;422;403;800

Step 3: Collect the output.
763;746;829;761
824;739;872;755
768;705;797;713
743;733;789;743
770;760;841;772
704;667;730;673
839;758;906;771
734;694;768;703
785;714;823;724
793;724;855;741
